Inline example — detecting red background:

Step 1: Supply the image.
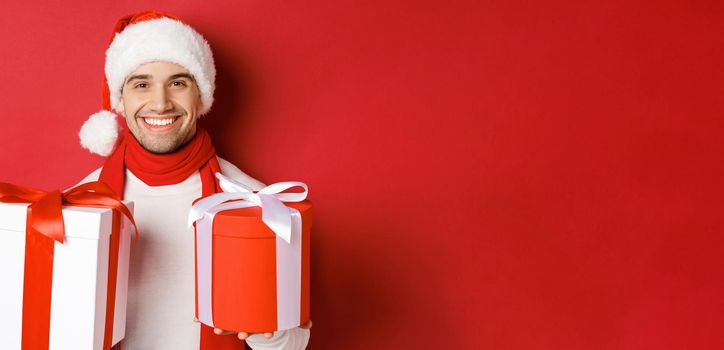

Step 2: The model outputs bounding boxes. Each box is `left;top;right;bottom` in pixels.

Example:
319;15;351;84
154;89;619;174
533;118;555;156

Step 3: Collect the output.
1;1;723;348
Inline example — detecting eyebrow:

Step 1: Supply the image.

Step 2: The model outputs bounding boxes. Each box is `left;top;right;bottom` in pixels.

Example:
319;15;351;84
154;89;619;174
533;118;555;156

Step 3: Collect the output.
125;74;151;85
169;73;195;81
124;73;196;85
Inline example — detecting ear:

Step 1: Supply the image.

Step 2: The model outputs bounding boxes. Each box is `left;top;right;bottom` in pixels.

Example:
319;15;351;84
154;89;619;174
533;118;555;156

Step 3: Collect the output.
196;92;204;118
116;97;125;115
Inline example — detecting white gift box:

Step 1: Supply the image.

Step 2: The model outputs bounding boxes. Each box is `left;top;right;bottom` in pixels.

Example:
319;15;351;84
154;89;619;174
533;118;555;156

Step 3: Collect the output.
0;201;134;350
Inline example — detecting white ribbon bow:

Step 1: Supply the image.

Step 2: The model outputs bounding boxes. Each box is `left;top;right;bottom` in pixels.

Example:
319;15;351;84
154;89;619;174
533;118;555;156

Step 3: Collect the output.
187;173;308;243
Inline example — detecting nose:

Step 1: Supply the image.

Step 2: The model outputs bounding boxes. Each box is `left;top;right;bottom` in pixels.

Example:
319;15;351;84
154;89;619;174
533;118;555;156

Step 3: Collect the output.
148;85;174;113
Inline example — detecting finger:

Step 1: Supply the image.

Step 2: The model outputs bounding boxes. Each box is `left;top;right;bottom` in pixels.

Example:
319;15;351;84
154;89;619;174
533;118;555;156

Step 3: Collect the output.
300;320;313;329
213;328;234;336
264;332;273;339
238;332;249;340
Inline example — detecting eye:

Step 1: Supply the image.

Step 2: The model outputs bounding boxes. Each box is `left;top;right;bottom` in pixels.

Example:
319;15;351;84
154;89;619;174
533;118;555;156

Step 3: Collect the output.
171;80;187;87
134;82;148;89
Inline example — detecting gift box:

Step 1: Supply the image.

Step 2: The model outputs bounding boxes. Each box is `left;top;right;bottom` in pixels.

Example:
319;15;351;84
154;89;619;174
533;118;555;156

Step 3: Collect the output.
0;182;135;350
189;174;311;333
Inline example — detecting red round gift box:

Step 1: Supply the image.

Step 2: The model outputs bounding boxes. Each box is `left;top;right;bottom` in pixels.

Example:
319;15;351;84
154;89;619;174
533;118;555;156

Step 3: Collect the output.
194;200;312;333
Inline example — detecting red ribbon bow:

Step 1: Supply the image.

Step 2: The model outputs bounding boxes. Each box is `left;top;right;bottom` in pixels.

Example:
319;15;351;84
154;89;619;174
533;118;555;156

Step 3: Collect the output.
0;181;138;242
0;181;138;350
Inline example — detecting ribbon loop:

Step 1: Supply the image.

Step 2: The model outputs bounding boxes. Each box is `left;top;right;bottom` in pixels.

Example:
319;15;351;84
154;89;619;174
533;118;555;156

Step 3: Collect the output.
188;173;309;243
218;175;254;194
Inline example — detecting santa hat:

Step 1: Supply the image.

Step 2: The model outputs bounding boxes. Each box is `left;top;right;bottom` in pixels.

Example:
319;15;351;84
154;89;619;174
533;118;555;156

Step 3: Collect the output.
79;10;216;156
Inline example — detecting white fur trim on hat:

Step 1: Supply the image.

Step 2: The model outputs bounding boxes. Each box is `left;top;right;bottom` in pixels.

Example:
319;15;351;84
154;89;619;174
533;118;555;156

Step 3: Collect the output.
105;17;216;115
79;110;119;156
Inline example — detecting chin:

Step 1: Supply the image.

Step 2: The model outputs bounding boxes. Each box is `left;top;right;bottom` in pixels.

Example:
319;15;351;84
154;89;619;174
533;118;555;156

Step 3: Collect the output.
138;137;181;154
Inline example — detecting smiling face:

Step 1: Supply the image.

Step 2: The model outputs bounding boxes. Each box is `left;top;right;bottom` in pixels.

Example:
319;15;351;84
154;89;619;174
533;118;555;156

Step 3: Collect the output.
116;61;202;154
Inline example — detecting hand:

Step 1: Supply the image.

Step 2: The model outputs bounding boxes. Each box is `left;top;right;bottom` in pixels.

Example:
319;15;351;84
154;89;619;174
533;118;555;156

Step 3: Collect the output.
194;317;312;340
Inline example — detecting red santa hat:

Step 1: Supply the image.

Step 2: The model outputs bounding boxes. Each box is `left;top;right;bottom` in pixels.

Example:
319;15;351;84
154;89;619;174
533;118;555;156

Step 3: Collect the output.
79;10;216;156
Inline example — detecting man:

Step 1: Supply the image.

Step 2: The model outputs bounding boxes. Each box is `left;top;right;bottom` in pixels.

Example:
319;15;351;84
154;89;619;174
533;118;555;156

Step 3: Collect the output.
76;10;311;350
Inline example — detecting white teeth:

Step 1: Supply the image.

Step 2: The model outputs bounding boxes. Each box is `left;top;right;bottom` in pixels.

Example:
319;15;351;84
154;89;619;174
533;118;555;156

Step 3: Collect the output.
143;117;176;126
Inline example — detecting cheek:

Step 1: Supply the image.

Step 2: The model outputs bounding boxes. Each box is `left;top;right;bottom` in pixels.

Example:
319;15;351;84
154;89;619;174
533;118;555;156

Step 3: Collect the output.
123;109;138;125
175;92;200;114
120;96;138;116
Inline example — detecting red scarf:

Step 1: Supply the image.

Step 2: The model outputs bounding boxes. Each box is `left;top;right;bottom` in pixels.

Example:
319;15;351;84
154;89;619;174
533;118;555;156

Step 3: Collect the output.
101;126;248;350
99;126;222;193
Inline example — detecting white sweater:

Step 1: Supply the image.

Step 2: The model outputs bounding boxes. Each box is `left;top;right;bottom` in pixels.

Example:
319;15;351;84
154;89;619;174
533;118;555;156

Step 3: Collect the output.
77;157;310;350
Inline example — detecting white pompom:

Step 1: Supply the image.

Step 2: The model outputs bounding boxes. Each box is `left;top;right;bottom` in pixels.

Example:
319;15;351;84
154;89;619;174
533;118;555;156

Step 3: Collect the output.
79;110;119;156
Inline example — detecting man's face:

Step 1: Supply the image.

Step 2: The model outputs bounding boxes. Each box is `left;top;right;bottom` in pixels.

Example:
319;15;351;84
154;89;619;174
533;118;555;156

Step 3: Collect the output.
117;61;202;154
